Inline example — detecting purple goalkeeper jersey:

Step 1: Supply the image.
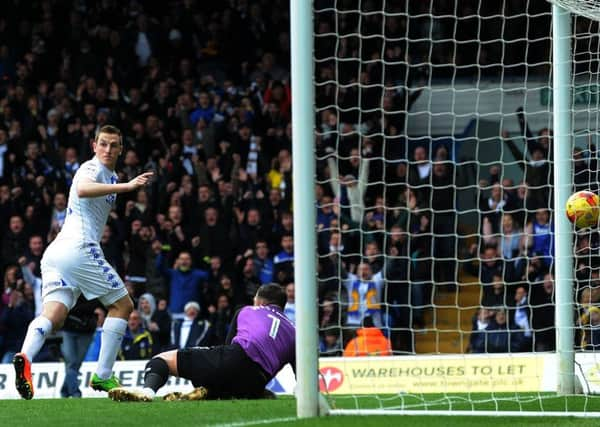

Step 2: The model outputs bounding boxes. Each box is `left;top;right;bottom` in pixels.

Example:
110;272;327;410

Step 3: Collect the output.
232;305;295;377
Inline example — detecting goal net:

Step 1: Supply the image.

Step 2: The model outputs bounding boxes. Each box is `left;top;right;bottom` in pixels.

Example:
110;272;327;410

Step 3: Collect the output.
306;0;600;417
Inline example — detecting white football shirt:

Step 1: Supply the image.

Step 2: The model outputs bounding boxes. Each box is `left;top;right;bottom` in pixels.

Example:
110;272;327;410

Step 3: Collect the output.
57;156;118;243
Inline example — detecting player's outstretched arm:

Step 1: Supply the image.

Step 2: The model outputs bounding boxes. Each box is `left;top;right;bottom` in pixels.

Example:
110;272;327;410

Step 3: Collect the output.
77;172;153;198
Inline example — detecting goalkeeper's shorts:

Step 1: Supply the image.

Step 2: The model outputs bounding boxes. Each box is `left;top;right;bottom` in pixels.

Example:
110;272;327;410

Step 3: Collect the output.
177;343;270;399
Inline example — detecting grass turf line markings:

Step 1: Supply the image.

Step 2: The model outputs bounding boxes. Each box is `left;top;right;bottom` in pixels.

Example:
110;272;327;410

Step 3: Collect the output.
210;416;297;427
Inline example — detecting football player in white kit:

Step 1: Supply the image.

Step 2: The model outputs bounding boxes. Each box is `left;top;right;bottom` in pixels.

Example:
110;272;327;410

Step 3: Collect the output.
13;125;153;399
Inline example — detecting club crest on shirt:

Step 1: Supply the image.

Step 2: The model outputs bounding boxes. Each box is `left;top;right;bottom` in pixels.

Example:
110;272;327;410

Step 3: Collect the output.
105;176;117;204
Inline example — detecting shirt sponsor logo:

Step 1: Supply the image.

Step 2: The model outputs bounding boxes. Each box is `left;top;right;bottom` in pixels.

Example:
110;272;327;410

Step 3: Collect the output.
44;281;63;290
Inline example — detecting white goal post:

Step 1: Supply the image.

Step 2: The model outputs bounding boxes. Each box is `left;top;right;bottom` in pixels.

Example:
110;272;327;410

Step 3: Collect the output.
550;1;575;396
292;0;600;419
290;0;319;418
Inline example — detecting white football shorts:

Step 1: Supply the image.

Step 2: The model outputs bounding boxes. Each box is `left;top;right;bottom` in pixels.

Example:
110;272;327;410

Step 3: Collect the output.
40;239;128;310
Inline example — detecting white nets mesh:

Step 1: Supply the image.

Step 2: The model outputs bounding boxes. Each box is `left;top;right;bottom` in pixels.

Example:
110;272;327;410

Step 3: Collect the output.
311;0;600;416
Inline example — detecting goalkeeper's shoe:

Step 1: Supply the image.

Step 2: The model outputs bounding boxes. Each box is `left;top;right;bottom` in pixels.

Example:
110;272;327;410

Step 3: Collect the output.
90;373;122;392
108;387;153;402
163;387;208;401
180;387;208;401
13;353;34;400
162;391;183;401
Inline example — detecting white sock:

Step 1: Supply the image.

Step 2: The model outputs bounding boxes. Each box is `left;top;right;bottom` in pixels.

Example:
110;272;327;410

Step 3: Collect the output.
21;316;53;361
141;387;156;398
96;317;127;379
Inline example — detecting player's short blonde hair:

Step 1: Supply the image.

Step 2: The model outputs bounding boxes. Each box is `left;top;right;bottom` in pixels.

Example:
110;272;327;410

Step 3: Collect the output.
95;125;122;144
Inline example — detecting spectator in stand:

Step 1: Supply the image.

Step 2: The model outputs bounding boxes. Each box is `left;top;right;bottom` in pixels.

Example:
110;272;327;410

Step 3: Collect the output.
483;213;523;262
119;310;154;361
318;230;348;298
480;183;507;236
363;241;384;275
204;256;225;301
485;309;511;353
145;239;167;299
208;294;234;345
496;213;526;284
271;210;294;252
327;150;370;224
283;282;295;323
49;192;68;232
0;286;33;363
237;208;269;252
530;272;555;351
238;256;262;306
410;211;432;327
466;244;503;287
252;239;274;285
138;293;171;351
2;215;28;270
580;306;600;350
319;295;340;333
2;265;21;311
507;181;537;228
469;307;495;353
197;207;232;263
101;224;124;279
63;147;80;189
317;194;336;233
84;307;107;362
214;273;244;311
343;262;385;330
431;158;456;286
171;301;214;350
508;285;532;352
481;273;507;308
343;316;392;357
516;107;552;209
155;249;209;319
273;233;294;285
525;208;553;267
319;328;343;357
60;297;99;398
24;235;44;278
408;146;431;204
385;224;412;353
125;221;154;284
153;299;172;352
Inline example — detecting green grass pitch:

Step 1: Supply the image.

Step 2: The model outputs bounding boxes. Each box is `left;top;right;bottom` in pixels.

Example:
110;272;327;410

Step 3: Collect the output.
2;395;599;427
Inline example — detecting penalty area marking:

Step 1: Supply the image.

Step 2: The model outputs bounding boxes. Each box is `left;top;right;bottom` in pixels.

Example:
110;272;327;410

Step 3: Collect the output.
210;416;297;427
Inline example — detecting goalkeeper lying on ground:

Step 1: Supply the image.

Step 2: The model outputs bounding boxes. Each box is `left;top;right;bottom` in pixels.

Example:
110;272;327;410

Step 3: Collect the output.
109;284;295;401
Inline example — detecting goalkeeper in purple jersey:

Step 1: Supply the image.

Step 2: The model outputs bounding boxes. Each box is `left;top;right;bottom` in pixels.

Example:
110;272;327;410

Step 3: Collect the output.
109;284;295;401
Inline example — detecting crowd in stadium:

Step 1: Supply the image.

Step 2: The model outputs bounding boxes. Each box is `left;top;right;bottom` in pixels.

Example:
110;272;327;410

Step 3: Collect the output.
1;0;599;374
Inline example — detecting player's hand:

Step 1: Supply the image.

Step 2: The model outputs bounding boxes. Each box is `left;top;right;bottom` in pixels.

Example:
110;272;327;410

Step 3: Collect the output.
127;172;153;191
